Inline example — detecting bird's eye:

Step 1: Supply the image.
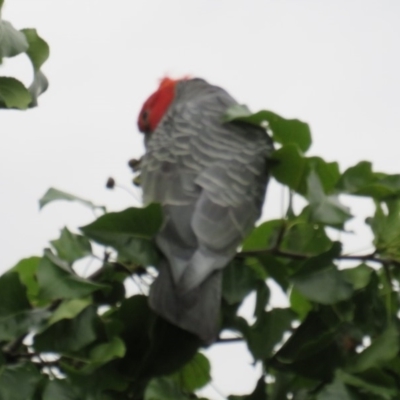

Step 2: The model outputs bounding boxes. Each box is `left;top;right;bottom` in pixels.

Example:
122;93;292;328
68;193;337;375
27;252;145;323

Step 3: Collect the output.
142;110;149;121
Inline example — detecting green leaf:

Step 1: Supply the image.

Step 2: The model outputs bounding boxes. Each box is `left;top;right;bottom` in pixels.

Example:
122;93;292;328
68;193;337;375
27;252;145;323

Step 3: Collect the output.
48;298;92;325
39;187;105;211
367;199;400;260
289;287;312;320
242;220;284;251
337;161;400;200
281;220;332;256
0;77;31;109
308;157;340;194
34;305;97;352
89;336;126;365
42;380;79;400
0;271;31;317
307;170;352;228
20;29;49;71
316;377;359;400
20;29;49;107
291;243;353;305
337;369;396;399
222;260;260;305
145;377;192;400
11;257;41;303
347;326;399;373
80;204;162;265
224;105;312;152
0;20;29;58
0;363;42;400
342;264;374;290
170;353;211;392
272;311;343;380
36;251;105;300
246;308;295;360
271;145;307;192
51;227;92;264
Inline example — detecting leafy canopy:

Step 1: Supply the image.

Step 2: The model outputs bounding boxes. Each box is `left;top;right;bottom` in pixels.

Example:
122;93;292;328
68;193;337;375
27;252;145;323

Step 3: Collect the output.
2;16;400;396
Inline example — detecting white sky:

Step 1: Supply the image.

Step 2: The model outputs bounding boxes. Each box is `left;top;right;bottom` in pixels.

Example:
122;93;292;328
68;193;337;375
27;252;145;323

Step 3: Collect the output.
1;0;400;398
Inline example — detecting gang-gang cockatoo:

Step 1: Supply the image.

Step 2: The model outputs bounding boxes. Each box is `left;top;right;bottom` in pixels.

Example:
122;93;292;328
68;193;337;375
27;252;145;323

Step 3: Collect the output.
137;77;273;343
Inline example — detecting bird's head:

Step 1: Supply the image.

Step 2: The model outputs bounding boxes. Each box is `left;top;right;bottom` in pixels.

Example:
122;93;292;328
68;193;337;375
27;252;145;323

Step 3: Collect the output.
138;77;186;134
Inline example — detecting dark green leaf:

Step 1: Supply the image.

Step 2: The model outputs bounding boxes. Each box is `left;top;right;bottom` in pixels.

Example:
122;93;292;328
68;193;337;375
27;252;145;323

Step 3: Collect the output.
316;377;359;400
0;77;31;109
337;369;396;399
222;260;260;305
347;326;399;373
51;227;92;264
246;308;295;360
36;251;105;300
145;377;191;400
39;187;105;211
291;243;353;305
272;311;343;380
170;353;211;392
80;204;162;265
271;145;307;192
34;305;97;352
0;20;29;58
0;271;31;317
42;380;79;400
0;363;42;400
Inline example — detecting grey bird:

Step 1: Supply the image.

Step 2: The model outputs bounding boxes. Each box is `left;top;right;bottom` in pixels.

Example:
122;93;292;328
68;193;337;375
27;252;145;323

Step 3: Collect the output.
137;77;274;343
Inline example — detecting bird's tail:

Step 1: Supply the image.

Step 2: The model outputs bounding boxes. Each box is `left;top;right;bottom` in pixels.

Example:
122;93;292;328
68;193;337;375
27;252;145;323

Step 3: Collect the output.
148;260;222;344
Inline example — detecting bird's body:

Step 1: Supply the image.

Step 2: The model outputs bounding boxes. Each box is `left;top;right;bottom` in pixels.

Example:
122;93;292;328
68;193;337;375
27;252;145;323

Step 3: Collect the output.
138;78;273;342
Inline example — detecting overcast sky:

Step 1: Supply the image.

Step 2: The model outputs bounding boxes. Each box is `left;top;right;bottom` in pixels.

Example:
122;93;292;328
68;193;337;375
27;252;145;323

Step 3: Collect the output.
1;0;400;398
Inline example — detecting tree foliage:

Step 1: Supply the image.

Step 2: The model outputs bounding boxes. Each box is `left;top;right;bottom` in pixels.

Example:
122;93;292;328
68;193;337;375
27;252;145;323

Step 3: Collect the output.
2;8;400;397
0;0;49;109
2;106;400;399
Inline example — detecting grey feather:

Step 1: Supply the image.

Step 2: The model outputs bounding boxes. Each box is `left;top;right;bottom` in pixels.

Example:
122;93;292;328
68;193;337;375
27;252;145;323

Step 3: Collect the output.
141;78;273;342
